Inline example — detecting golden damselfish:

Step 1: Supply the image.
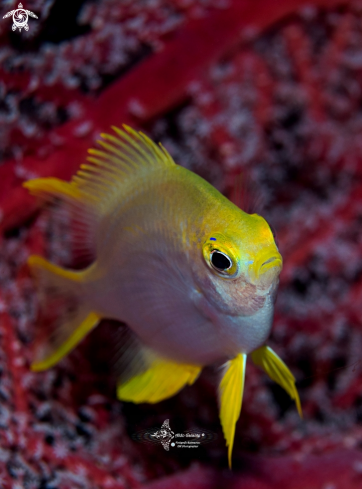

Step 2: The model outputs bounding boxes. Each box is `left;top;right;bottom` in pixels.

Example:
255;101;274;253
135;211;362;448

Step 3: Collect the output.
24;125;301;468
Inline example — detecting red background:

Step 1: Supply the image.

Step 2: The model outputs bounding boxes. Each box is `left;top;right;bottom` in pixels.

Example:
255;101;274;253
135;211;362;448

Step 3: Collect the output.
1;0;362;487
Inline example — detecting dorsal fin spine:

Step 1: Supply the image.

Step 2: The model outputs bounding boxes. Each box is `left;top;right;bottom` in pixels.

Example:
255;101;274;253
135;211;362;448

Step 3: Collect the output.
114;126;153;163
86;151;128;176
140;133;170;165
158;142;175;165
98;139;139;170
71;176;102;194
23;125;176;269
79;163;122;178
76;171;114;187
102;133;146;168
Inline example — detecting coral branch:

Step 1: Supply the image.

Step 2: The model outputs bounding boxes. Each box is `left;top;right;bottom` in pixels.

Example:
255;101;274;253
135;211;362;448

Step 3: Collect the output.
0;0;350;235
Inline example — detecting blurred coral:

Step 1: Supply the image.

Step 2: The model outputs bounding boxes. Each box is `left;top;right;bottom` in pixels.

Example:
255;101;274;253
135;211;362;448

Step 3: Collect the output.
1;0;362;487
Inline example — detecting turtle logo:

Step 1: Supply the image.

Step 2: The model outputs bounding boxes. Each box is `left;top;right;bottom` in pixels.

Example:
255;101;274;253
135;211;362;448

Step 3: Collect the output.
3;3;38;32
150;419;175;451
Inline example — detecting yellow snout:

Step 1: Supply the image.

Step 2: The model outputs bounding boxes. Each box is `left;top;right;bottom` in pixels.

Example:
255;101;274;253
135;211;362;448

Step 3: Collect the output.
249;248;283;287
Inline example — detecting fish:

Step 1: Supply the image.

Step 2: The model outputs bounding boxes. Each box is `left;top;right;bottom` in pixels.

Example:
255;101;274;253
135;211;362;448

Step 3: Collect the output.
23;125;302;468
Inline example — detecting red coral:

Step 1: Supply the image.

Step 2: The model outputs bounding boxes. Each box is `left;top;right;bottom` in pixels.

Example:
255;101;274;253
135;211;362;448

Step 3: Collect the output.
1;0;362;487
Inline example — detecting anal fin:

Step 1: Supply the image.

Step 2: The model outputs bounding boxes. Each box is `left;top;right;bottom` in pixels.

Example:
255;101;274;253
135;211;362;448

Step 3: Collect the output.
117;357;201;404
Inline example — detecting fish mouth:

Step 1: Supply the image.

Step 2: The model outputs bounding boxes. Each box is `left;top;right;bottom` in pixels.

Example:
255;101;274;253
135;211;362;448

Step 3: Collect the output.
261;256;281;270
249;249;283;286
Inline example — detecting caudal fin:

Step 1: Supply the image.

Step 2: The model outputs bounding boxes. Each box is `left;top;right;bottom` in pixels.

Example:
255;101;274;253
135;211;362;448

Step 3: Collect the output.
28;255;101;371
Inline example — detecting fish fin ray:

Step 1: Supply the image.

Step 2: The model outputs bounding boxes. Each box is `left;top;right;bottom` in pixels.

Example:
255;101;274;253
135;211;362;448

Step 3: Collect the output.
23;126;176;263
75;125;175;197
251;346;302;418
116;346;201;404
23;178;98;263
230;171;265;214
28;255;101;371
219;353;247;469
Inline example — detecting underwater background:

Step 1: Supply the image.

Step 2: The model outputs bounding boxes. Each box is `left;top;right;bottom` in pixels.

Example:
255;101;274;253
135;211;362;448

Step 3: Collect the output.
1;0;362;487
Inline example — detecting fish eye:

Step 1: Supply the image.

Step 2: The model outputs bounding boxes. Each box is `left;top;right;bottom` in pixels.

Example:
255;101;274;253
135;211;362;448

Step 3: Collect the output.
202;234;240;278
210;250;232;272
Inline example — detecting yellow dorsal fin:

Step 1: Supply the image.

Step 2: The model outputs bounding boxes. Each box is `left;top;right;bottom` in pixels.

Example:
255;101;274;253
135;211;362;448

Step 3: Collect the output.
219;353;247;469
77;125;175;201
23;125;176;260
25;126;175;207
24;126;175;210
251;345;302;418
117;357;201;404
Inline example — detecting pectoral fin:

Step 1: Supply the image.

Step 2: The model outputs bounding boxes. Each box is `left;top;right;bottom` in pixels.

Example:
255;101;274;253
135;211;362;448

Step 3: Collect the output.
218;353;247;469
117;357;201;404
251;345;302;418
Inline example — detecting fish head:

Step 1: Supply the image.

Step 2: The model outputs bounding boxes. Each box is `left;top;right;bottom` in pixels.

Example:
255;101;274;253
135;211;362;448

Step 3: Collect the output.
195;210;282;318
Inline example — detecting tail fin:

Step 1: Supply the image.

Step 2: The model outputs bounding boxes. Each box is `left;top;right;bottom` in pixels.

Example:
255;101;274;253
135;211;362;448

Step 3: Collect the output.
28;255;101;371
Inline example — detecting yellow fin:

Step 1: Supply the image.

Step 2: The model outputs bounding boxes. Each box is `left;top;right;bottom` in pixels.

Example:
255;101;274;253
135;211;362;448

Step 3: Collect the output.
117;358;201;404
219;353;247;469
23;126;176;261
28;255;101;371
24;126;175;203
31;311;100;371
23;177;93;203
251;345;302;418
23;178;99;262
81;124;175;196
28;255;84;283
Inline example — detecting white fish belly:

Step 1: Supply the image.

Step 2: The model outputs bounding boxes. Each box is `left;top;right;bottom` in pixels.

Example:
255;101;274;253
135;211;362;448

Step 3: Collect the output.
89;266;274;365
90;273;226;364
